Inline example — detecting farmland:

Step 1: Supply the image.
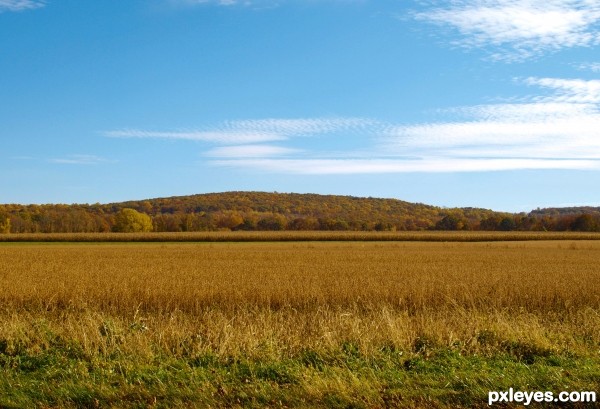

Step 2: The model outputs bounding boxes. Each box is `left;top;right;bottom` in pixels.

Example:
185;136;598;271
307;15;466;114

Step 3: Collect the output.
1;237;599;407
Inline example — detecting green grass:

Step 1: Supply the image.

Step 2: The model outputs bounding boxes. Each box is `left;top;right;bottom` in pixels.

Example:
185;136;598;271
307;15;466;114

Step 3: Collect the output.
1;338;598;408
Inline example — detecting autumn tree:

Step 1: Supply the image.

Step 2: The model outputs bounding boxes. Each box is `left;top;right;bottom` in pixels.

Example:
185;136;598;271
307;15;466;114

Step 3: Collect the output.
257;214;287;230
288;217;319;230
0;215;10;234
113;208;153;233
498;217;517;231
435;214;466;230
480;215;502;231
214;211;244;230
570;214;598;232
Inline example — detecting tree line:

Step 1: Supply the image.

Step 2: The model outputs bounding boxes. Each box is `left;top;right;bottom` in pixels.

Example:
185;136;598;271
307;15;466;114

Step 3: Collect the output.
1;191;599;233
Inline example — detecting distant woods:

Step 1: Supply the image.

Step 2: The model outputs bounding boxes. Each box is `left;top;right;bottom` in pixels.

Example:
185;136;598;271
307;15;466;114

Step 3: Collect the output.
0;192;599;233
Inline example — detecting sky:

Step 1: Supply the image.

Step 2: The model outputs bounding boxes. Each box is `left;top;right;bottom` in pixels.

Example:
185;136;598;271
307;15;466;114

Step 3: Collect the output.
1;0;600;212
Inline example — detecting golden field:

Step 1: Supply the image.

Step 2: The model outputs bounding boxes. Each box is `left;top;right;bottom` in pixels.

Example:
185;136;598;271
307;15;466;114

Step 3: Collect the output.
1;240;599;313
0;239;599;407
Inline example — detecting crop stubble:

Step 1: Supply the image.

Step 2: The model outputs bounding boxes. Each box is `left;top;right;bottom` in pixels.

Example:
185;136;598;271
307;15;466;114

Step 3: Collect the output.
0;241;598;358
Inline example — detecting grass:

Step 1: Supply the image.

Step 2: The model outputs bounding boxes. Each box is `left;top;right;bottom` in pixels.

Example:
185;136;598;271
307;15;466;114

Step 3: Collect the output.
0;240;599;407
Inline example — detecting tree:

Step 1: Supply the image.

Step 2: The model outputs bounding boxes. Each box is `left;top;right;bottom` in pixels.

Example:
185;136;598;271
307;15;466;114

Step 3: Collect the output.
480;215;502;231
435;214;465;231
289;217;319;230
570;214;598;232
0;216;10;234
498;217;516;231
113;208;153;233
214;211;244;230
257;214;287;231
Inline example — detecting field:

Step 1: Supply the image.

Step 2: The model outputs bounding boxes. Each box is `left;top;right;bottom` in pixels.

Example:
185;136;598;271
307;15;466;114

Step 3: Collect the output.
0;236;599;407
2;231;600;242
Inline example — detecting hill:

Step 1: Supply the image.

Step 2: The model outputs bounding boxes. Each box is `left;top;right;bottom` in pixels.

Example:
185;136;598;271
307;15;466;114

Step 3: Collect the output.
529;206;600;216
0;191;598;233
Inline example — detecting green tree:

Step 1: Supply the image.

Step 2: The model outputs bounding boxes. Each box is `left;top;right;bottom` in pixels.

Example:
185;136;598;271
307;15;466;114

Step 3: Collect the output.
113;208;153;233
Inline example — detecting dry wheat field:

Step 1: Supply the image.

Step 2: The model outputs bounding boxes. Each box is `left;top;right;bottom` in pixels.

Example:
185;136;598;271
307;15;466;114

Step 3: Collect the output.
0;238;599;408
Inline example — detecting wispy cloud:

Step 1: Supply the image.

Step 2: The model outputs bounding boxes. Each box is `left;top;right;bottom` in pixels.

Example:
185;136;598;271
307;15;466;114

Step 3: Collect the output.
108;79;600;174
168;0;262;7
105;118;377;145
211;78;600;173
49;155;110;165
105;129;286;144
205;144;301;158
383;77;600;165
214;158;600;174
575;62;600;72
0;0;45;12
168;0;364;9
415;0;600;60
525;77;600;103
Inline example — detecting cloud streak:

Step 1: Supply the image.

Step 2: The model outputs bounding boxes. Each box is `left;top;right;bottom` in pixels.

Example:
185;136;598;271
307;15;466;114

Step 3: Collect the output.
576;62;600;72
168;0;277;8
105;118;377;145
105;129;286;144
415;0;600;60
0;0;45;12
205;144;301;158
108;78;600;174
382;77;600;168
525;77;600;103
50;155;110;165
212;78;600;173
214;158;600;174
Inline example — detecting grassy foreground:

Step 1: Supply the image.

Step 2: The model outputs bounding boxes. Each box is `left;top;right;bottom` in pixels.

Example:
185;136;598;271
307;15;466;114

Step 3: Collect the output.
0;241;599;407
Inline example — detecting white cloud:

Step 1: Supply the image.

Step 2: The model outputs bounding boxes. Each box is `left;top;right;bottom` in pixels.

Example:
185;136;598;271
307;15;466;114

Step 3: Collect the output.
214;158;600;173
415;0;600;60
105;129;286;144
525;77;600;103
0;0;45;12
105;118;376;145
387;115;600;159
205;144;301;157
575;62;600;72
223;118;377;136
208;77;600;174
108;79;600;174
50;155;110;165
169;0;265;7
383;77;600;164
169;0;366;9
454;101;596;120
389;104;600;147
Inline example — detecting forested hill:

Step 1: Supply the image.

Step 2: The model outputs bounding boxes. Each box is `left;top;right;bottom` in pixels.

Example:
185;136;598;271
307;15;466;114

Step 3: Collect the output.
0;191;599;233
117;191;448;231
529;206;600;216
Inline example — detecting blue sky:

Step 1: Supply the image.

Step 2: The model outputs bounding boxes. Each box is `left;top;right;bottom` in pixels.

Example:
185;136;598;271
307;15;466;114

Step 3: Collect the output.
1;0;599;211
